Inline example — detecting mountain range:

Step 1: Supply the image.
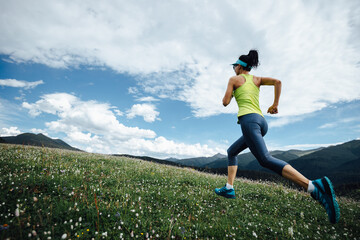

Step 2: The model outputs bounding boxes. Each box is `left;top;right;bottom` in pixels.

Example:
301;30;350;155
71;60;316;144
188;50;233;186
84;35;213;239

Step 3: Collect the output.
173;148;322;169
1;133;359;186
118;140;360;186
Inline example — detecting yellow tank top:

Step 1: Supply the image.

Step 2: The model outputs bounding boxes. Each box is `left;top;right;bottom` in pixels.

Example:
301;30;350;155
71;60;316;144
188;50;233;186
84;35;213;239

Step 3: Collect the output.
233;74;264;117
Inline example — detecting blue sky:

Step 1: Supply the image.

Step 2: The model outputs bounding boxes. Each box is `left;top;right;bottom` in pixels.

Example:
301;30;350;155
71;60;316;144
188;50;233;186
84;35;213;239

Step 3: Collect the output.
1;0;360;158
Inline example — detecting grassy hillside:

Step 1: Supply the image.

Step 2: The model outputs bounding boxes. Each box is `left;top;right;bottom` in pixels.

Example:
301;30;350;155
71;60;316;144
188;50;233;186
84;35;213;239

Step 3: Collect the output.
1;144;359;239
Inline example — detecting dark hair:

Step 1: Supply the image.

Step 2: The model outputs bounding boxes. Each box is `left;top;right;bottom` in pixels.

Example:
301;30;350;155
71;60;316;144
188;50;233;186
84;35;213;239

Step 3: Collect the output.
239;49;259;71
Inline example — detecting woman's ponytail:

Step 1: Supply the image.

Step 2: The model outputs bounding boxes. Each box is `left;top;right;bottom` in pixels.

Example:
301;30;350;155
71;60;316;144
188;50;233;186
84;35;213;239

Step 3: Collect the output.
247;50;259;68
239;49;259;71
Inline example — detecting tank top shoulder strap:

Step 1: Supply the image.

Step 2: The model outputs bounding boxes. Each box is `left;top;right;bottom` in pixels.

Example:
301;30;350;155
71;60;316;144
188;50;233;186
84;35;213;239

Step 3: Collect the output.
240;74;255;85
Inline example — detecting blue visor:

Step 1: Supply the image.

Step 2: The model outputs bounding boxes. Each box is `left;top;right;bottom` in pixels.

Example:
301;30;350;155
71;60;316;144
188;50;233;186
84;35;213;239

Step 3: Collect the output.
232;59;247;67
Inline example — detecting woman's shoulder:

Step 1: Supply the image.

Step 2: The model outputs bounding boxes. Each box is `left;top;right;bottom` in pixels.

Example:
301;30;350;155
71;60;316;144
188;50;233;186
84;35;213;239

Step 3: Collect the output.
230;75;246;90
251;75;262;88
230;74;246;81
230;74;246;83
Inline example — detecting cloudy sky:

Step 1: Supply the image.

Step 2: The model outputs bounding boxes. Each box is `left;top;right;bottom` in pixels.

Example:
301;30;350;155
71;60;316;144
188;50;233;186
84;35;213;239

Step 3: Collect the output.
1;0;359;159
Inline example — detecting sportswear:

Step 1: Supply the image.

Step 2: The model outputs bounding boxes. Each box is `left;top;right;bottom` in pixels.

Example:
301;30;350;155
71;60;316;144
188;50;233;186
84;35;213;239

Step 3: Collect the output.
232;59;248;67
311;177;340;224
215;185;236;199
233;74;263;118
227;113;288;175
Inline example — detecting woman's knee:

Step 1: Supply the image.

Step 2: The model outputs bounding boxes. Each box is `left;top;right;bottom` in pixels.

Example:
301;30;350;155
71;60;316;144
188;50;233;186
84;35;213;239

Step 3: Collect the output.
227;146;236;157
227;148;238;166
228;159;237;166
258;152;277;171
257;154;286;175
257;153;273;169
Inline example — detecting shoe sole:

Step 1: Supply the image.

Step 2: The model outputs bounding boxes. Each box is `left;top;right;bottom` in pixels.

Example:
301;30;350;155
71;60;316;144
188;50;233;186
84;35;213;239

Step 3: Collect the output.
314;177;340;224
323;177;340;224
223;195;236;199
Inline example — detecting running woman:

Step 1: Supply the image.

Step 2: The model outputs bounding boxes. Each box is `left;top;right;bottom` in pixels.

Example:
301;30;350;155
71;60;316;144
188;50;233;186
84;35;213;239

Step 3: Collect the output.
215;49;340;224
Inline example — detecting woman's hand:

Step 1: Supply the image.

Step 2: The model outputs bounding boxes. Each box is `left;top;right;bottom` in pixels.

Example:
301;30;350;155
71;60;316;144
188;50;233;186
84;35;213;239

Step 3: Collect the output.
267;104;278;114
261;77;281;115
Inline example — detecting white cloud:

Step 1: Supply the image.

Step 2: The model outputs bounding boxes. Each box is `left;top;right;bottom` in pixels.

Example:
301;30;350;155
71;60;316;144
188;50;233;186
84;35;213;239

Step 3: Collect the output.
121;136;225;159
136;96;159;102
128;87;139;95
21;93;220;158
319;123;336;129
67;131;99;144
275;142;343;151
22;93;156;140
126;103;160;123
0;126;21;137
268;115;306;128
22;93;77;117
30;128;48;136
0;79;44;89
319;117;360;129
114;109;124;117
1;0;359;125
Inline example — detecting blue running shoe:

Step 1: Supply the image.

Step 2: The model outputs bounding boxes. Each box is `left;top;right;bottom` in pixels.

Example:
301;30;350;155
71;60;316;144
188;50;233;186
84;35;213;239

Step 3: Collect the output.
311;176;340;224
215;185;236;199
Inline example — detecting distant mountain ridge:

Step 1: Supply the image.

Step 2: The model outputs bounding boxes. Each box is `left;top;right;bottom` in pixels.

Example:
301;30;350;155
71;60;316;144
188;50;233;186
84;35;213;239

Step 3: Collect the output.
175;148;323;169
288;140;360;184
0;133;81;151
118;140;360;186
174;153;227;167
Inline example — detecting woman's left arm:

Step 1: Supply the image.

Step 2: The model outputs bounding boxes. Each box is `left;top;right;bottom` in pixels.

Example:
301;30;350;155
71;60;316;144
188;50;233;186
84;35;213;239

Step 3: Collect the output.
260;77;282;114
222;77;234;107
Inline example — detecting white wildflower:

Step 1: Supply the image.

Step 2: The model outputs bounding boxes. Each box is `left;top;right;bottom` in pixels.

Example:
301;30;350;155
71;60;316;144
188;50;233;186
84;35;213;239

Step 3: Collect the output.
15;208;20;217
288;227;294;238
61;233;67;239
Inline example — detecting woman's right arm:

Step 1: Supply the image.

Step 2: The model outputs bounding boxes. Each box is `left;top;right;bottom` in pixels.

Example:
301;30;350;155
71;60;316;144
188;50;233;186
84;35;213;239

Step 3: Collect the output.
222;77;235;107
260;77;282;114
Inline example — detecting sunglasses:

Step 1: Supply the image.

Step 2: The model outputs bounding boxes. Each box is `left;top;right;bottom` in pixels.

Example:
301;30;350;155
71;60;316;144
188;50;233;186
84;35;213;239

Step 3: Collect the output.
233;64;239;70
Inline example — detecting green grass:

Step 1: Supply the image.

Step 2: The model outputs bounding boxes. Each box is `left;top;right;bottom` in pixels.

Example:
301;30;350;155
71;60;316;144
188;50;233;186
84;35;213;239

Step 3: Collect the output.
1;144;359;239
